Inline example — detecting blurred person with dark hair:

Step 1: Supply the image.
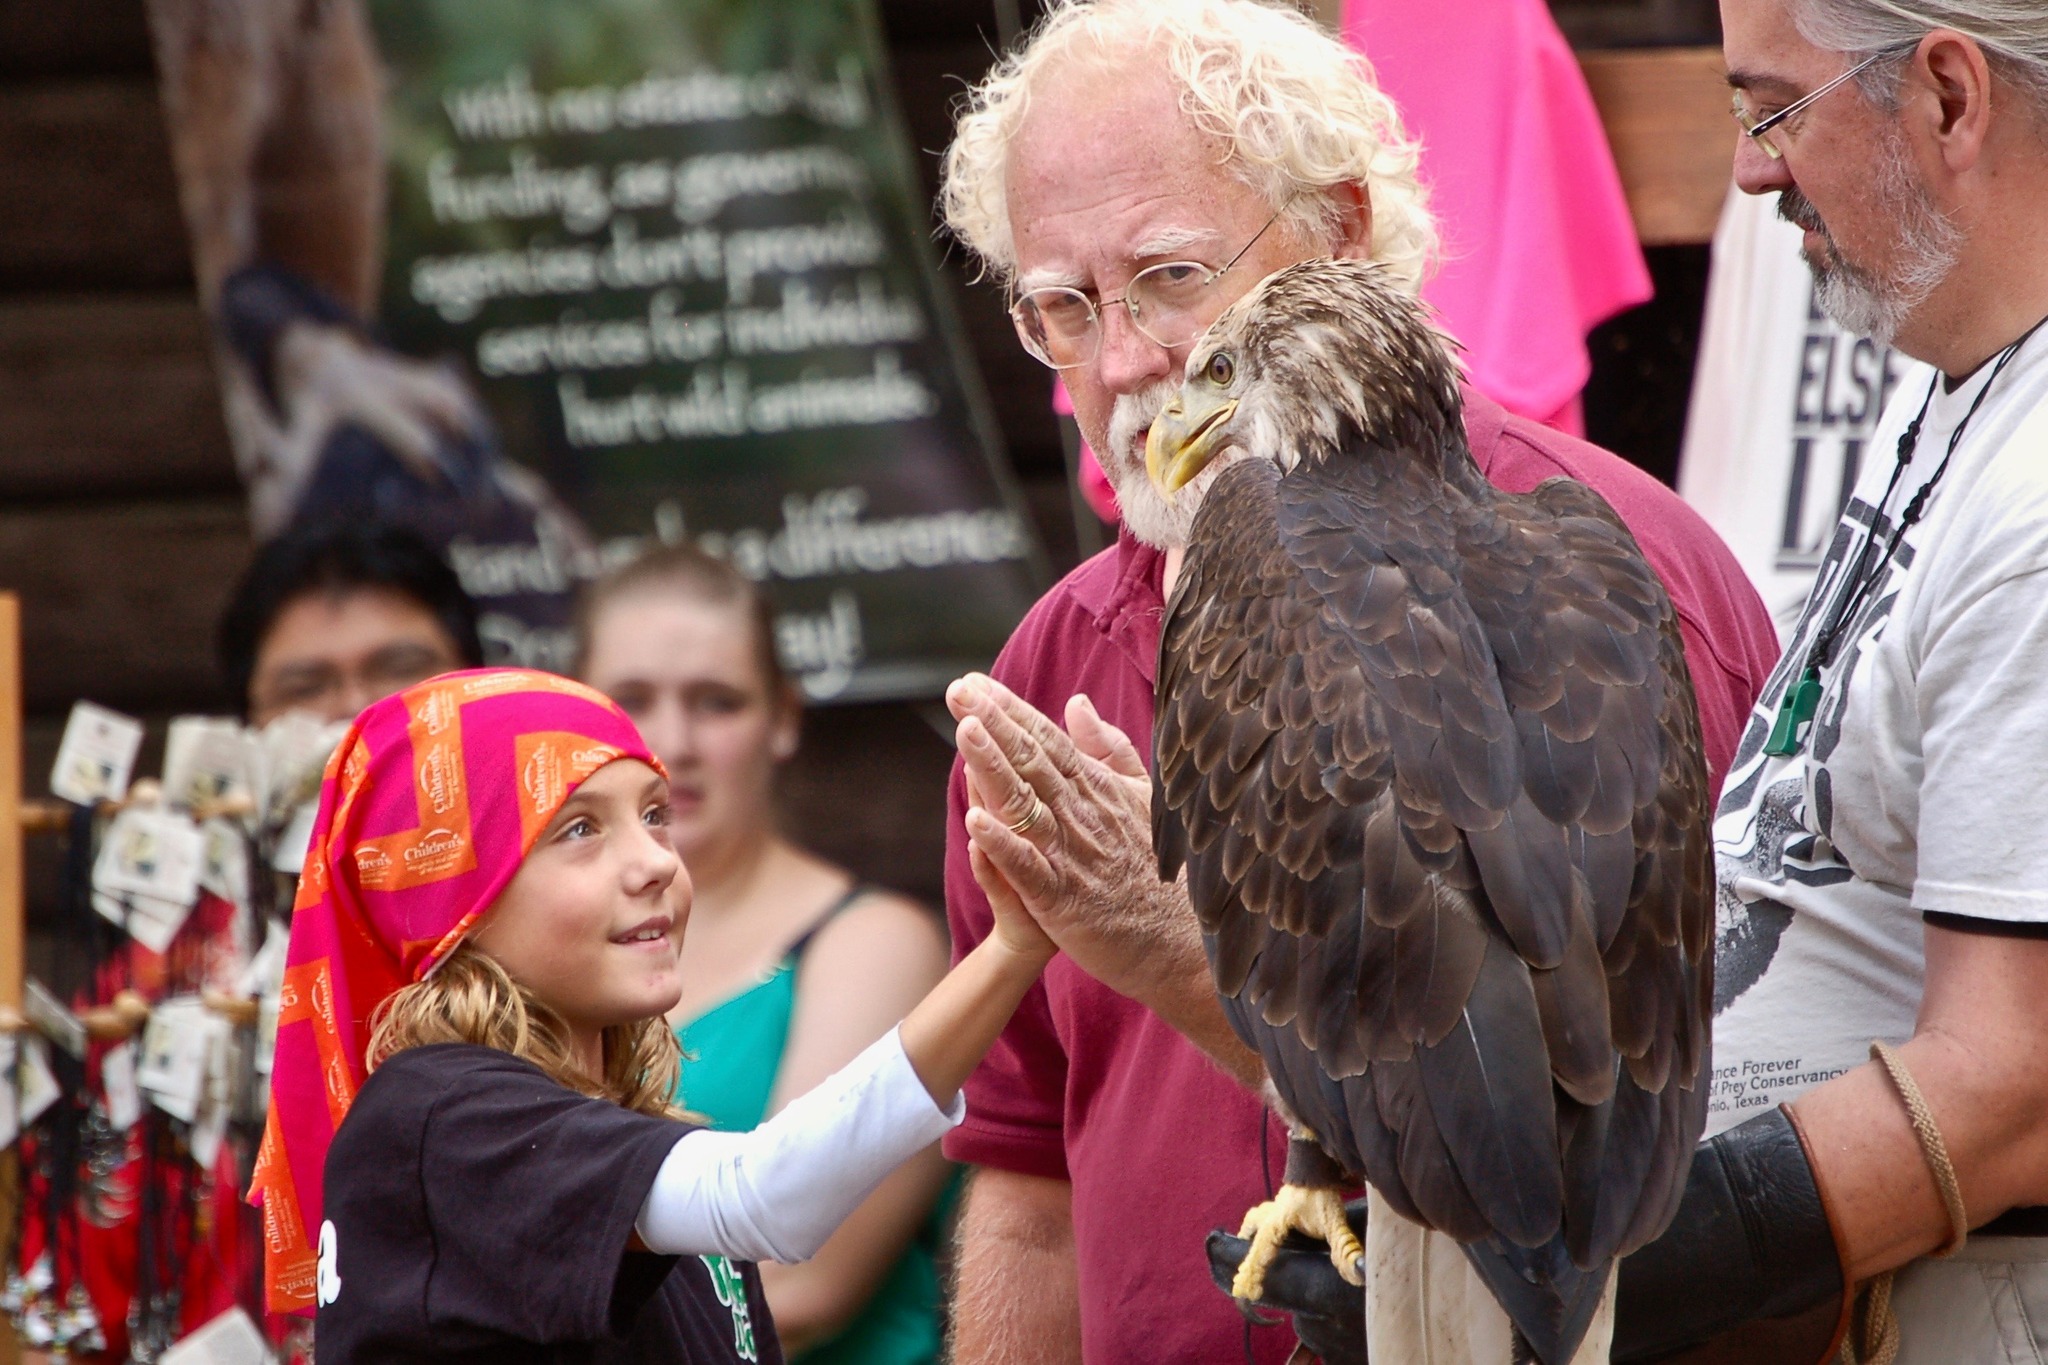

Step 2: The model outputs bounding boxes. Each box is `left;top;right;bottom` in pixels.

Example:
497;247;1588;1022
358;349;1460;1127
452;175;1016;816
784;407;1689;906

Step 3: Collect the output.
575;545;954;1365
218;519;483;723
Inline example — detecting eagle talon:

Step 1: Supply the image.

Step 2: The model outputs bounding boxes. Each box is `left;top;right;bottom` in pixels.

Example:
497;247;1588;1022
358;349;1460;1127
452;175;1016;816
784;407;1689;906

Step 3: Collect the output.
1228;1183;1367;1303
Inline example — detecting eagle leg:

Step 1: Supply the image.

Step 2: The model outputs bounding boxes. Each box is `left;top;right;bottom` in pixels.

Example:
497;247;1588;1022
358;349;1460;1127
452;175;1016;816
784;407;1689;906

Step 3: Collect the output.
1229;1129;1366;1302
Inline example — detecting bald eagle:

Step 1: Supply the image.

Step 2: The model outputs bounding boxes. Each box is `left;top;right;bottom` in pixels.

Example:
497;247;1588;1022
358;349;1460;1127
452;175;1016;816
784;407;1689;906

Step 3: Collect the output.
1147;259;1713;1365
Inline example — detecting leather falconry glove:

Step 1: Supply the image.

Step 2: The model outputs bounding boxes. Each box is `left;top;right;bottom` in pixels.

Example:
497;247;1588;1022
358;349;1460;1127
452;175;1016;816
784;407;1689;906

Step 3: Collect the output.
1204;1107;1849;1365
1206;1205;1368;1365
1612;1105;1848;1364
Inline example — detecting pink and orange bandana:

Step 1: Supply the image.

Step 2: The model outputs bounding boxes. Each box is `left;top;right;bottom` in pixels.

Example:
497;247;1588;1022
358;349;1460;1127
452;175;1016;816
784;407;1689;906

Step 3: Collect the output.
250;668;663;1314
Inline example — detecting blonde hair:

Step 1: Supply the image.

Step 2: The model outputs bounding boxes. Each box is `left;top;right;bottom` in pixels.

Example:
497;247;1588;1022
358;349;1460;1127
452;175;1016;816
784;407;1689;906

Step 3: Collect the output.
939;0;1436;294
368;943;684;1119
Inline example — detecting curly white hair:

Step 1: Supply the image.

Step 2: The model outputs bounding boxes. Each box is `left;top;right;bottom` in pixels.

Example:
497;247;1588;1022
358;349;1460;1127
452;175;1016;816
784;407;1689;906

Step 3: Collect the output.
939;0;1437;295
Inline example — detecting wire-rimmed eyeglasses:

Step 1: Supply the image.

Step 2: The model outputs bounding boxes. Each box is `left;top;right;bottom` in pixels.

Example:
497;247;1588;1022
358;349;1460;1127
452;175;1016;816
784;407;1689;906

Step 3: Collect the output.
1009;202;1293;370
1732;47;1901;160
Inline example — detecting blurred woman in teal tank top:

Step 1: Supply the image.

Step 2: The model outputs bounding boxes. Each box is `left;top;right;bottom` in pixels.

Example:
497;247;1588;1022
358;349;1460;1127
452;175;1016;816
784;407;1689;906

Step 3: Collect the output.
577;546;954;1364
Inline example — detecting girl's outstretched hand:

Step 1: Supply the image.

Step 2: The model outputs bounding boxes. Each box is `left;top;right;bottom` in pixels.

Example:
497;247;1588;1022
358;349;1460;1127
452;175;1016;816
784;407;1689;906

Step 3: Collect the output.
966;813;1058;965
896;815;1059;1109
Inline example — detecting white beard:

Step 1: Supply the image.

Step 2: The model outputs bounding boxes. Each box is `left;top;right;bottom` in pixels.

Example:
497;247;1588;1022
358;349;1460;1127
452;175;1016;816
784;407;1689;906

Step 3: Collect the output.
1098;378;1240;550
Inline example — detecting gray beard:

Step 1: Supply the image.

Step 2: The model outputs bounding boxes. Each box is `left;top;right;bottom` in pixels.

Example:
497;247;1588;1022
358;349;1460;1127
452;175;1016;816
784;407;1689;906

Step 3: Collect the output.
1783;130;1960;346
1099;379;1206;550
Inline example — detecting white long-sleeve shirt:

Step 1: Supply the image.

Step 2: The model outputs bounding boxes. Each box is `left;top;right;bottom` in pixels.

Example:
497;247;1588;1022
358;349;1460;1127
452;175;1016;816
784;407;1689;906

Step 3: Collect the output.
634;1026;962;1263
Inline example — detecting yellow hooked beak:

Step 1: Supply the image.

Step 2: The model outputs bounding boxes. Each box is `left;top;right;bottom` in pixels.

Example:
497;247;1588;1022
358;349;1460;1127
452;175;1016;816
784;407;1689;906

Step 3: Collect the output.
1145;392;1240;499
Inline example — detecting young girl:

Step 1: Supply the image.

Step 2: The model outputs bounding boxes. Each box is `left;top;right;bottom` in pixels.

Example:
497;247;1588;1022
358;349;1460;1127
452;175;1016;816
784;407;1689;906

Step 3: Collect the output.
250;669;1052;1362
574;545;954;1364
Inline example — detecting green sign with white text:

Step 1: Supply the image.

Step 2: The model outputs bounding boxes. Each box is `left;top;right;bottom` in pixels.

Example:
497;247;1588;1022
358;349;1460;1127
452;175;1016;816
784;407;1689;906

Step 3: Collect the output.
367;0;1043;698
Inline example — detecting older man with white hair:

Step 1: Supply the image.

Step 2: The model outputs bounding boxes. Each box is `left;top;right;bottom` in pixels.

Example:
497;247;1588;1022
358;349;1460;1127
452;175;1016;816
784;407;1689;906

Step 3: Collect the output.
932;3;1779;1362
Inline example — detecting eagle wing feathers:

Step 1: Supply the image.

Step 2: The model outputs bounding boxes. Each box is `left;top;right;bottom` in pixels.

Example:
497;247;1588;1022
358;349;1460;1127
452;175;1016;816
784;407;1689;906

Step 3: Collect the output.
1155;444;1711;1282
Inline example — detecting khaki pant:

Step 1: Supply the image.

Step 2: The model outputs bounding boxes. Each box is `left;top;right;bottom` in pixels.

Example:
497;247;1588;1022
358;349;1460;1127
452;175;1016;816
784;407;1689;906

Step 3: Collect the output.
1890;1237;2048;1364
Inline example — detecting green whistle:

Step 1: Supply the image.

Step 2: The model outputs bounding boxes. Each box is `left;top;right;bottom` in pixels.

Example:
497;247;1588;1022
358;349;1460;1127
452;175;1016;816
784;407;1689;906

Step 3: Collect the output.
1763;668;1823;757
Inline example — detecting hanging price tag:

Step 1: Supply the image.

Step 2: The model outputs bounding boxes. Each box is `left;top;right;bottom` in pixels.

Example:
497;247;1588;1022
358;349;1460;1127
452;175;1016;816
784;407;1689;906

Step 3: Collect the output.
163;717;260;817
257;711;347;828
93;891;196;955
271;800;319;875
0;1035;53;1148
16;1037;58;1130
137;996;210;1124
159;1307;271;1365
101;1040;142;1132
238;918;289;999
188;1019;237;1169
256;993;280;1079
49;701;144;806
23;979;86;1059
94;807;205;907
199;818;252;912
0;1037;17;1148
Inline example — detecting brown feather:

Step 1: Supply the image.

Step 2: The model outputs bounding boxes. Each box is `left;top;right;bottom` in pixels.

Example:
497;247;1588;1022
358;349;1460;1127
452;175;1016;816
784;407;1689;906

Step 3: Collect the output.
1152;258;1715;1360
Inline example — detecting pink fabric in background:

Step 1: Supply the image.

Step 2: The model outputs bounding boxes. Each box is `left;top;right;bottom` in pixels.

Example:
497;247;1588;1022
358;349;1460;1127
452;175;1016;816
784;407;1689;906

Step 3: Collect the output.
1052;377;1121;524
1343;0;1652;433
1049;8;1643;521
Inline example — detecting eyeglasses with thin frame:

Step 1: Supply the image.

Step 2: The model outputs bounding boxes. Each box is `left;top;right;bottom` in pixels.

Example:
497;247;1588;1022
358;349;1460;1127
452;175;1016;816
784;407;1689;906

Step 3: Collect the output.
1009;202;1293;371
1731;47;1902;160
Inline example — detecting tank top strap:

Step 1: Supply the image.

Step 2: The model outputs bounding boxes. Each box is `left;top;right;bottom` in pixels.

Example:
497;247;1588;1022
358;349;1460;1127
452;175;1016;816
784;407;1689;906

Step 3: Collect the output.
784;881;878;963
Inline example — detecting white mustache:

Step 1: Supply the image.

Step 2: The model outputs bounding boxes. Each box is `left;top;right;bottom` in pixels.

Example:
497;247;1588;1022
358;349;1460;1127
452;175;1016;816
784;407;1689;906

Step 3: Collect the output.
1103;380;1181;476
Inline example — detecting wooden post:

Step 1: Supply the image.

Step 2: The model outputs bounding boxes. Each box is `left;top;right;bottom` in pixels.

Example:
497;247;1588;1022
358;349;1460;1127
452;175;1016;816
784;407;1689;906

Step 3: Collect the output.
0;594;18;1365
0;592;18;1015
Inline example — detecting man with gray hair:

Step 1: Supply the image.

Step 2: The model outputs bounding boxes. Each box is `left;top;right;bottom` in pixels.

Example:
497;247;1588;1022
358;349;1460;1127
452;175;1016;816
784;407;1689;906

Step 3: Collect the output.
932;2;1778;1360
1606;2;2048;1361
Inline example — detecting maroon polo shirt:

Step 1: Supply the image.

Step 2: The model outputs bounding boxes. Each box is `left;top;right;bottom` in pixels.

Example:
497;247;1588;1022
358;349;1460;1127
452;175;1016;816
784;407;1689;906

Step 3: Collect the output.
942;386;1778;1364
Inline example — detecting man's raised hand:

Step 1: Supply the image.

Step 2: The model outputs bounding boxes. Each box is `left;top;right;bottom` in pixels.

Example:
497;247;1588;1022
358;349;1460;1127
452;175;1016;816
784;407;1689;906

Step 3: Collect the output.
947;674;1185;1000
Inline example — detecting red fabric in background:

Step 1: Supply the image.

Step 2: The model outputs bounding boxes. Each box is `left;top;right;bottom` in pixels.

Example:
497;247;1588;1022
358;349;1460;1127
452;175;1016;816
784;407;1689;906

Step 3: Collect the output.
16;893;301;1363
943;387;1777;1363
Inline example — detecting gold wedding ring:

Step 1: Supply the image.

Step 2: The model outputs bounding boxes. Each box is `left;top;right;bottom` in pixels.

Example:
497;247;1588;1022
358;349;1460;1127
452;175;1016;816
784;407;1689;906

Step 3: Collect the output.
1007;797;1048;836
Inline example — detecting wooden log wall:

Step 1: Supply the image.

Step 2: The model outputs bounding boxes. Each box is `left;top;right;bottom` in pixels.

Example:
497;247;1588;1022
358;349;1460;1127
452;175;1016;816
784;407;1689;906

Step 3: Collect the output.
0;0;1735;934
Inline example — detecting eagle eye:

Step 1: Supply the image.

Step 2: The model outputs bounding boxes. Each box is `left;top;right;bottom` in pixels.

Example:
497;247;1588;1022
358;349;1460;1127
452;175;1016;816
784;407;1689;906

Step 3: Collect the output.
1205;351;1235;387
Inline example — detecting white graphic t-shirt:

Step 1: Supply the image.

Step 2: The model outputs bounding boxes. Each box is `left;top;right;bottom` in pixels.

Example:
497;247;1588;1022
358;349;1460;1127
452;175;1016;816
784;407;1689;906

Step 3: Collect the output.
1709;332;2048;1138
1679;189;1912;636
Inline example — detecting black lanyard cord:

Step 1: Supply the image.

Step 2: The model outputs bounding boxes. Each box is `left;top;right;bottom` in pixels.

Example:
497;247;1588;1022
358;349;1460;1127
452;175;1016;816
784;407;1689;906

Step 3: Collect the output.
1765;313;2048;757
1803;378;1934;675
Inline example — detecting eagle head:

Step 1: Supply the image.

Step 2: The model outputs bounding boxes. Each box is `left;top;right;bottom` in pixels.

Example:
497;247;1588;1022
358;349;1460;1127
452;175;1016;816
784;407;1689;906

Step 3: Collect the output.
1145;257;1465;499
